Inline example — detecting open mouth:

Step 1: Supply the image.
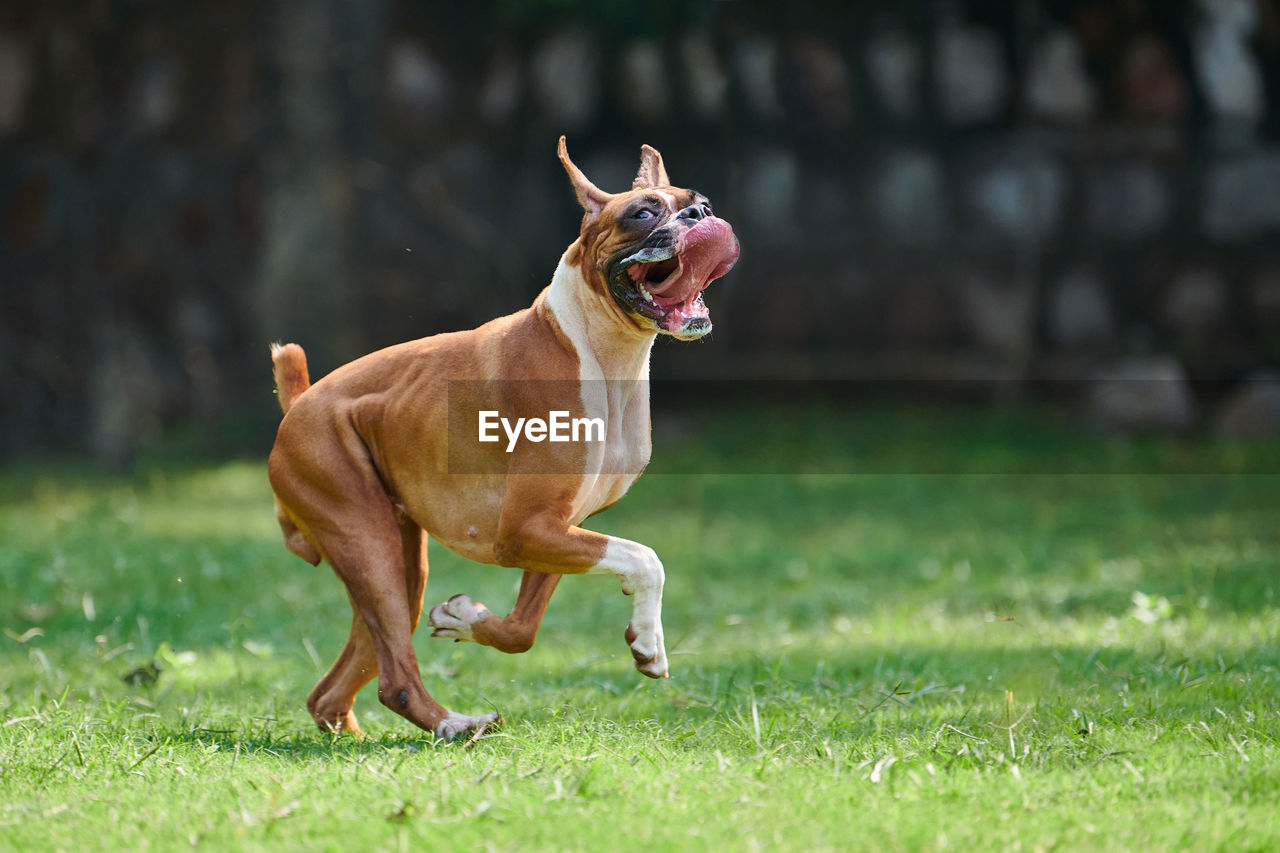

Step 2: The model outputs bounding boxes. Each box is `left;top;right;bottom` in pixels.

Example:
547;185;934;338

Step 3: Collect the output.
610;217;739;339
633;257;680;290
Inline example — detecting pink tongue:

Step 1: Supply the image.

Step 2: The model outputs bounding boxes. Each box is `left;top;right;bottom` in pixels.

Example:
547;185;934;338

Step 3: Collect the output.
654;217;740;303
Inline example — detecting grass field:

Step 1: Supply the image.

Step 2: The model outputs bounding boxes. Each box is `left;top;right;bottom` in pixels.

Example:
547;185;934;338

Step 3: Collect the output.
2;405;1278;851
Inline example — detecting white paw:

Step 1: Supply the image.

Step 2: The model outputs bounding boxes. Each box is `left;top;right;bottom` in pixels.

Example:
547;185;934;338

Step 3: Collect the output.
434;710;501;741
429;594;491;642
626;621;669;679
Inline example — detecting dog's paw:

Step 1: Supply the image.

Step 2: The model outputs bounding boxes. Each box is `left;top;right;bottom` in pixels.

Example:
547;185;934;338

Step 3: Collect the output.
429;594;491;642
625;621;669;679
434;710;502;741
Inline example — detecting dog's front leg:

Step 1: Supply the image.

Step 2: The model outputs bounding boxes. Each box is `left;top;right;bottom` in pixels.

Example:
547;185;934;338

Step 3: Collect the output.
493;516;669;679
588;538;668;679
429;571;562;654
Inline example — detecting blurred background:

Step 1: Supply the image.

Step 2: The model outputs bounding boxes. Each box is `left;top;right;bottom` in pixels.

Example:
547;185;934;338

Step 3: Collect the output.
2;0;1279;464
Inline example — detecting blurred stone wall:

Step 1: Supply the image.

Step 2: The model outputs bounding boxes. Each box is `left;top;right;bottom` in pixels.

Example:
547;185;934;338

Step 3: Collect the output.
2;0;1280;460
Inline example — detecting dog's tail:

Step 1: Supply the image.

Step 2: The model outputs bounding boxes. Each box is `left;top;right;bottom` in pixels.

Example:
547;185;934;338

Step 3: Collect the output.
270;342;311;414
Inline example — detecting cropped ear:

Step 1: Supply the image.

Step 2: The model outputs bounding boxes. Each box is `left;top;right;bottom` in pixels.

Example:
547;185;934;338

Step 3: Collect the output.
633;144;669;190
558;136;614;218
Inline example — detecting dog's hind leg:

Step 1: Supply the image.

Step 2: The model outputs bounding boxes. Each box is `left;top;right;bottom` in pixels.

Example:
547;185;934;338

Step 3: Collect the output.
272;443;496;740
307;597;377;736
399;512;429;631
305;514;428;736
428;571;562;653
326;527;496;739
277;497;374;735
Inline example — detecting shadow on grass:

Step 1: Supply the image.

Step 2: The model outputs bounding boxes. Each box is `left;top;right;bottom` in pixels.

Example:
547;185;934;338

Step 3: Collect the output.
127;631;1279;761
159;723;466;759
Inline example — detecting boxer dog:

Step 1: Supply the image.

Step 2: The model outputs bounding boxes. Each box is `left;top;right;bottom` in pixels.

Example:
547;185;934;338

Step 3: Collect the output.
267;138;739;739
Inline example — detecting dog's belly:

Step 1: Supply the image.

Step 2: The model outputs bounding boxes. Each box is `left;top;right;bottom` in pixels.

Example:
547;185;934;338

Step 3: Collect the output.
396;474;505;558
406;466;640;566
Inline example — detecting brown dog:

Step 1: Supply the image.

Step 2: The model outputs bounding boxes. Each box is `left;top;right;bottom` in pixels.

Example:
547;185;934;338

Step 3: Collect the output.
267;138;739;739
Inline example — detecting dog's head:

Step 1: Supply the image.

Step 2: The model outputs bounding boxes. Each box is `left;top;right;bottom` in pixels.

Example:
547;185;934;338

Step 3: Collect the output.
559;137;740;340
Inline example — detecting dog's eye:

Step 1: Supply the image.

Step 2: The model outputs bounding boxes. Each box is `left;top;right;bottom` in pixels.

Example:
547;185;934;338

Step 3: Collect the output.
631;209;655;220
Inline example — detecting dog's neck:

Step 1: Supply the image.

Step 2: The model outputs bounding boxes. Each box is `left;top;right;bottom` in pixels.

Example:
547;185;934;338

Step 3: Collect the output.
540;248;655;383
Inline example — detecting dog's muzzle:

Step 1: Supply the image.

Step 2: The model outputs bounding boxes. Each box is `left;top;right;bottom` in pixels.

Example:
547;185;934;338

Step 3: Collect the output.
607;216;740;340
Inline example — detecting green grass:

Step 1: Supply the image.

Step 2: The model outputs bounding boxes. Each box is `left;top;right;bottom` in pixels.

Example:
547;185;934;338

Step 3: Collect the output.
2;406;1278;851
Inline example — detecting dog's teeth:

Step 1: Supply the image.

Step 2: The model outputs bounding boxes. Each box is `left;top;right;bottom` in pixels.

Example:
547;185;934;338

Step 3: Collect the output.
638;284;654;303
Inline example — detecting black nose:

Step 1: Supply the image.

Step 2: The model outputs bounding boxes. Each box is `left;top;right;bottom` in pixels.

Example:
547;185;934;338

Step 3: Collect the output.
677;204;708;221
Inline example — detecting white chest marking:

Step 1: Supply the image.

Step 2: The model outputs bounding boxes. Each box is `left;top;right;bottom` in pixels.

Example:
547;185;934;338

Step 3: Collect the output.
544;255;654;522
